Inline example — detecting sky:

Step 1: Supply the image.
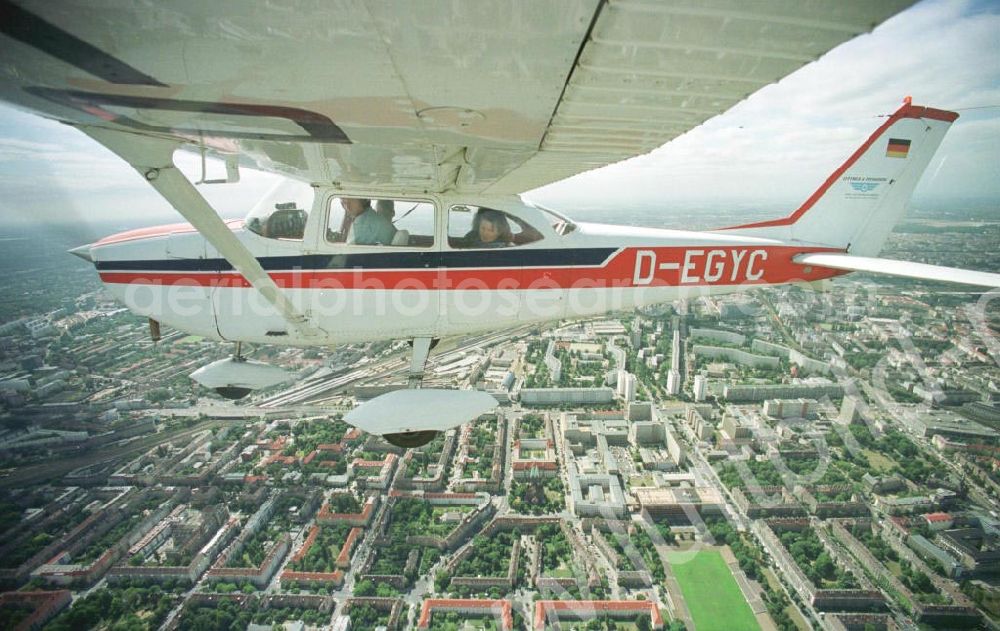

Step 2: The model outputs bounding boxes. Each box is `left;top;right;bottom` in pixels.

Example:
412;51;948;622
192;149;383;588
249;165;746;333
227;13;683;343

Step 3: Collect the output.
0;0;998;238
533;0;1000;211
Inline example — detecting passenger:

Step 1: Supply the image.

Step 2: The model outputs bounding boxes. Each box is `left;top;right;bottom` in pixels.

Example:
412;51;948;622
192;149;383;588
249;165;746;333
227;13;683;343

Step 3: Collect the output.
471;209;513;248
344;197;395;245
328;197;367;242
375;199;396;223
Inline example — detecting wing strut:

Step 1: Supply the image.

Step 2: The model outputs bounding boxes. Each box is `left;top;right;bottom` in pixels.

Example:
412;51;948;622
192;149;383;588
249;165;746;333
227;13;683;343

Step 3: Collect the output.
80;126;323;339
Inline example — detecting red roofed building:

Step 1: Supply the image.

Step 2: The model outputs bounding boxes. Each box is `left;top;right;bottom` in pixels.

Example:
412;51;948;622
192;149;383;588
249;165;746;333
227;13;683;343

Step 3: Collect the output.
32;548;117;586
354;459;387;468
259;435;287;452
261;454;297;467
425;492;478;500
352;454;398;490
512;437;558;480
513;461;558;471
533;600;664;630
387;491;487;509
317;495;378;527
291;525;320;564
0;591;72;631
280;569;344;588
924;512;955;531
417;599;513;630
336;527;363;569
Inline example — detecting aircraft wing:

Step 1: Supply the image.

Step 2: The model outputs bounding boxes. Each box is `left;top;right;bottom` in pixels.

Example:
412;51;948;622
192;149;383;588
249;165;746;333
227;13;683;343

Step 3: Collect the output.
0;0;915;195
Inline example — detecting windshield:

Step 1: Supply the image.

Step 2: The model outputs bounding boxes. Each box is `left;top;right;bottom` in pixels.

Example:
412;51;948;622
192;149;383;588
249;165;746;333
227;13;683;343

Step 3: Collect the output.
245;179;314;240
530;201;577;235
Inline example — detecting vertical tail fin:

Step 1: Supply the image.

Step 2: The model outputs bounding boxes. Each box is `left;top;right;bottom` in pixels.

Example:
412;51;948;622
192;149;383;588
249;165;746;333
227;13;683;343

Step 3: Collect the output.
720;101;958;256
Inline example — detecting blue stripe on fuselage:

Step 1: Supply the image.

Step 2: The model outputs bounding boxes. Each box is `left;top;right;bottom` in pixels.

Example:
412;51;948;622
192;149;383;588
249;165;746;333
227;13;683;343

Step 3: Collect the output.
94;248;619;272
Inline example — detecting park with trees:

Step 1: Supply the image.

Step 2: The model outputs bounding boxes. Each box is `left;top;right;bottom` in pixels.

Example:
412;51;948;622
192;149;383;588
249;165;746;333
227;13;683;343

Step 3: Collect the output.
510;477;565;515
45;583;181;631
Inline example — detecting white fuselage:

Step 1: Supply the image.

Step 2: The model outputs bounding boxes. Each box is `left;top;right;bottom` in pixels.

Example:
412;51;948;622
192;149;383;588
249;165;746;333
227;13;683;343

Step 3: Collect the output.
84;195;842;346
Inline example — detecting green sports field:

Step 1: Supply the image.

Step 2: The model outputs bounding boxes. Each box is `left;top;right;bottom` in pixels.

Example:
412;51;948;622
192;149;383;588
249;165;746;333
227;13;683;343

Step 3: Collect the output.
666;549;759;631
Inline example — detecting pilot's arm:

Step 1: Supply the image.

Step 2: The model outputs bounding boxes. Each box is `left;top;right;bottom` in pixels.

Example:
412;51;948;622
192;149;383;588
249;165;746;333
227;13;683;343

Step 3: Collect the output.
511;217;543;245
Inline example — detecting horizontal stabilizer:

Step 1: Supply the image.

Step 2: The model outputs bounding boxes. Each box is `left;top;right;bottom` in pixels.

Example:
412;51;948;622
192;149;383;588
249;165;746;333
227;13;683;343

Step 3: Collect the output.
794;253;1000;288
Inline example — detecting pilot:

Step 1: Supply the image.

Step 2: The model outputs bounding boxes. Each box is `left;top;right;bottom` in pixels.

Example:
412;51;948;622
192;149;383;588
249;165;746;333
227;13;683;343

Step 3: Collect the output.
471;209;513;248
463;207;541;248
265;205;306;239
343;197;395;245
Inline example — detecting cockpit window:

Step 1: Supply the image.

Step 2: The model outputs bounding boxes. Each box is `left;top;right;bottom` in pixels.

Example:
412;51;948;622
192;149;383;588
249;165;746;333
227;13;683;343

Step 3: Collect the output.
448;205;544;249
245;180;313;241
326;197;434;247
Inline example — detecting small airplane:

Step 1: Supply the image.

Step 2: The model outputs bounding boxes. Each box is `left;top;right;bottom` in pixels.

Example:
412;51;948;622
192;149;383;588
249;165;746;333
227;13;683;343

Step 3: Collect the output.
1;1;997;447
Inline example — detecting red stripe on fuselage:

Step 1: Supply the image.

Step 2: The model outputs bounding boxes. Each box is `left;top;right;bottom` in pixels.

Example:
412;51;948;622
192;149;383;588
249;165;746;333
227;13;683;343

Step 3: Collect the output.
95;220;244;246
98;246;845;289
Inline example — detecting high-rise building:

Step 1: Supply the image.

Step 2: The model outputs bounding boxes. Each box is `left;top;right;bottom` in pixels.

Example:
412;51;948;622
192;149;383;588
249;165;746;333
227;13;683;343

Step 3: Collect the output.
616;371;637;403
666;370;681;395
721;414;752;443
838;396;862;424
763;398;817;419
627;402;652;422
693;375;707;402
723;383;843;402
520;388;615;405
629;322;642;348
625;376;636;403
666;428;685;466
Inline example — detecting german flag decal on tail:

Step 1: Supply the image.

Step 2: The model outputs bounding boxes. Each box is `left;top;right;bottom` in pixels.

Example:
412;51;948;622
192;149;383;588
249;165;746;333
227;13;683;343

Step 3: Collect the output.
886;138;911;158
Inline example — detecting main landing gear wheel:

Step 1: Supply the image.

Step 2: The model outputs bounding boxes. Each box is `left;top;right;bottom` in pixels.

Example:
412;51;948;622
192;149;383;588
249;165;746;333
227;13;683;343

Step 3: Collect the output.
190;341;291;400
382;430;440;449
215;386;253;400
344;336;498;449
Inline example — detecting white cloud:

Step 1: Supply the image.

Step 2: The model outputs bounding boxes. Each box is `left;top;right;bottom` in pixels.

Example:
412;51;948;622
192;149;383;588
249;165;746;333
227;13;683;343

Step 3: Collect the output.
0;111;283;230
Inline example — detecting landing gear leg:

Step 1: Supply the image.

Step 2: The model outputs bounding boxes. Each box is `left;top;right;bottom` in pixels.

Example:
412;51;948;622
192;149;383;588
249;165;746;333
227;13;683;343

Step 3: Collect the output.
212;340;252;399
407;337;437;388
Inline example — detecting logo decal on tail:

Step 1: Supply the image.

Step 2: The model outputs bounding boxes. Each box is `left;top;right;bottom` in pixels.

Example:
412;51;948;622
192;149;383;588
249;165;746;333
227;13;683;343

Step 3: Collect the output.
849;180;880;193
